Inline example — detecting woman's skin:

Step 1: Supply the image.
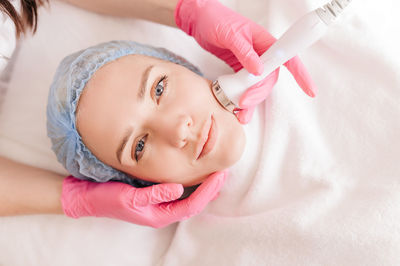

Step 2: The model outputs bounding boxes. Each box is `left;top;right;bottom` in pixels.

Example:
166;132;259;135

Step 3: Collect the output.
76;54;246;186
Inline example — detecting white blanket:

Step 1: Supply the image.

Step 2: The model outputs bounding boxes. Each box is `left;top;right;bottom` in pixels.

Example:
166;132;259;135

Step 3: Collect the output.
1;0;400;265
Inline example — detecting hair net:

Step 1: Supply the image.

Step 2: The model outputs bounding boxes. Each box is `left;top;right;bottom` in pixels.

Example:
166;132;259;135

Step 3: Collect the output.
47;40;203;187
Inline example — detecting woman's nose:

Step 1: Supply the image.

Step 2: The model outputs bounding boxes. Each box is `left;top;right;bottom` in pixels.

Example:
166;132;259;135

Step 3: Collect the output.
158;114;193;148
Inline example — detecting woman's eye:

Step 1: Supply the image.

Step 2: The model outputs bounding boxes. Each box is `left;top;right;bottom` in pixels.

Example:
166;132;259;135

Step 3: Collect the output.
135;134;148;162
154;75;167;103
155;83;164;96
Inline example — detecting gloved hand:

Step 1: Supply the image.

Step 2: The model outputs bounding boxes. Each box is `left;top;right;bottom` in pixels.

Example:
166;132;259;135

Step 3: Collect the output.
61;170;227;228
175;0;317;124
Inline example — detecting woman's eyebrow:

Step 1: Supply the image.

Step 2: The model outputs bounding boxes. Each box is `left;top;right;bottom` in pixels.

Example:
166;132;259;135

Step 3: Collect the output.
116;127;133;164
137;64;155;102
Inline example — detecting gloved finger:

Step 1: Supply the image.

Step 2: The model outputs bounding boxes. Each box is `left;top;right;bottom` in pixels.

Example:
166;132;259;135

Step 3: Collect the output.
163;170;228;220
251;25;317;98
251;23;277;56
236;106;256;125
283;55;317;97
239;68;280;108
132;183;184;207
228;34;264;75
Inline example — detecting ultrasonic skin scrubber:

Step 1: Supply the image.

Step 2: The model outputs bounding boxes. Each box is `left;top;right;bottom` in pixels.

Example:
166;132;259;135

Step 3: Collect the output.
212;0;353;113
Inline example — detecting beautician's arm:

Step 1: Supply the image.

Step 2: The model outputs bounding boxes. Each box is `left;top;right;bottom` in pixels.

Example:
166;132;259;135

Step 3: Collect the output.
0;156;63;215
60;0;179;27
0;155;226;228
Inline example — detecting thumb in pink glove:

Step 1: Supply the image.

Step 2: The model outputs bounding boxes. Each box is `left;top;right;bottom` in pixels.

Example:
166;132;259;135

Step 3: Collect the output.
175;0;317;124
61;170;228;228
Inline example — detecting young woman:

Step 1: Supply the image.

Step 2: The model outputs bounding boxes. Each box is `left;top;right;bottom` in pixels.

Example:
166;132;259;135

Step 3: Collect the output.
0;0;315;227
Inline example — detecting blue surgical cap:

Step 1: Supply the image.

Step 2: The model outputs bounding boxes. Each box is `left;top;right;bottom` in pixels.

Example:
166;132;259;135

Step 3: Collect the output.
47;40;203;187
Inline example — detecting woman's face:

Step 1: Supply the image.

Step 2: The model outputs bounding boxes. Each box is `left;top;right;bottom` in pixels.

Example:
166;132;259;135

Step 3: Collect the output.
76;54;245;186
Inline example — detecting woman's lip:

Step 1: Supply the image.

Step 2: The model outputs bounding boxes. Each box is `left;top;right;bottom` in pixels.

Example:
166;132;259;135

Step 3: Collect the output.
197;115;217;160
195;116;212;160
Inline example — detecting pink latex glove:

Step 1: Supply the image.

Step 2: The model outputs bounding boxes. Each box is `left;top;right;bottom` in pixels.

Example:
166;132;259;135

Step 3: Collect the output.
175;0;317;124
61;170;227;228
